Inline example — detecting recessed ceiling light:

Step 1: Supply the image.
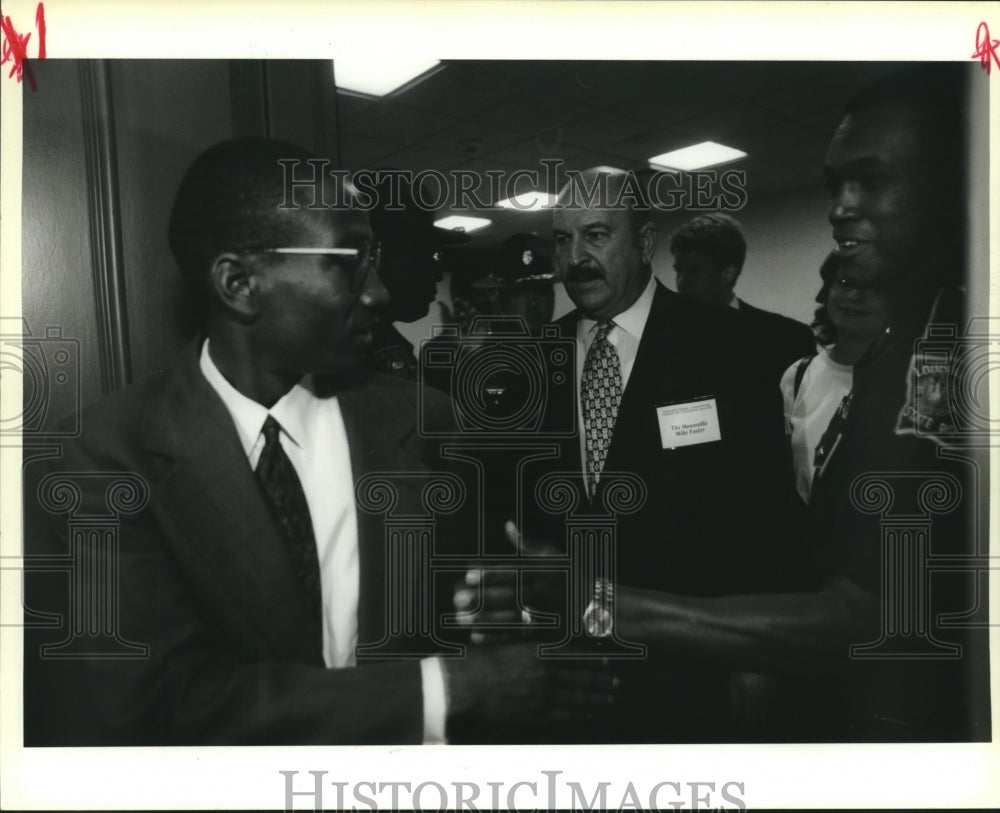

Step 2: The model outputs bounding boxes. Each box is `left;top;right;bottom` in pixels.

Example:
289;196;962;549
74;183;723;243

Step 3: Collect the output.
333;57;441;98
648;141;747;171
435;215;491;234
497;191;558;211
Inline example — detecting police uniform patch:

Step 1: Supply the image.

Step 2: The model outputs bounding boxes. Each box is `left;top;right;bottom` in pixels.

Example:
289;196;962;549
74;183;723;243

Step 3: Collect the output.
895;348;957;442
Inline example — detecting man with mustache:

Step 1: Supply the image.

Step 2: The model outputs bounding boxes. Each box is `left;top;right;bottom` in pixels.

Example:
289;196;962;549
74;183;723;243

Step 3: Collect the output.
506;166;794;742
22;138;614;745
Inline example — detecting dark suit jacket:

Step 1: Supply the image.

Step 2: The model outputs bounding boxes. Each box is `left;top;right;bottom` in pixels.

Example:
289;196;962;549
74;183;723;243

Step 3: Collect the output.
737;299;817;389
522;281;795;742
23;340;461;746
532;282;792;592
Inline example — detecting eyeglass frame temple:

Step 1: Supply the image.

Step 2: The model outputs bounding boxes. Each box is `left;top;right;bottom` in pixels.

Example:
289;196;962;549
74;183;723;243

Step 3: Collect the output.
256;245;381;286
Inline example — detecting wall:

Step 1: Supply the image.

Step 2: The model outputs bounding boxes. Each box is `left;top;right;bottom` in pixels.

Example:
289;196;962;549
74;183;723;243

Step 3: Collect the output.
20;60;338;430
653;183;833;325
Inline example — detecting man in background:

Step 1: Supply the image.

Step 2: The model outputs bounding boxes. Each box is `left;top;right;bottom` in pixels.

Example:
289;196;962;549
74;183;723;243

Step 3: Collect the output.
670;212;816;387
368;173;467;379
512;166;793;742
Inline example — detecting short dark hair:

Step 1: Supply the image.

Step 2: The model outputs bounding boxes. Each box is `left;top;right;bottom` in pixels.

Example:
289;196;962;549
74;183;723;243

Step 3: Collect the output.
669;213;747;277
167;137;322;296
844;63;969;279
844;63;966;155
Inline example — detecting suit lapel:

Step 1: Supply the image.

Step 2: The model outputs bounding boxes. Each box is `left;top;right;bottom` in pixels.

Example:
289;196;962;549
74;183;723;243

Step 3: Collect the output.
141;341;320;661
337;382;422;647
604;283;688;473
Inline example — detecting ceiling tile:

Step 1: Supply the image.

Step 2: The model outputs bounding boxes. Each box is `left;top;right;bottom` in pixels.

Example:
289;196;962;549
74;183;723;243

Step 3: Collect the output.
606;128;706;163
610;82;737;129
557;110;657;151
334;91;376;123
363;144;465;174
324;61;922;245
739;120;830;153
394;64;521;116
338;132;407;171
471;60;577;85
690;62;825;100
415;119;525;162
342;100;459;143
670;101;788;141
480;134;588;169
543;62;689;108
473;91;601;135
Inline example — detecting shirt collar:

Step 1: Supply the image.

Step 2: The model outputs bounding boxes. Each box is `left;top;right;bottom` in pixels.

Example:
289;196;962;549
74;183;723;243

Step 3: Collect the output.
727;293;740;310
579;273;657;341
199;339;314;456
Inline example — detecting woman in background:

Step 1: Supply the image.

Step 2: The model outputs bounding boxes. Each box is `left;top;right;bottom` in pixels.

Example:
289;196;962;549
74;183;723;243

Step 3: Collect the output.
780;254;892;505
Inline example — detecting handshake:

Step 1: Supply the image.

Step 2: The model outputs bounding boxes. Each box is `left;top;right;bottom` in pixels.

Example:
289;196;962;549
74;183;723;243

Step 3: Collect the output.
438;522;620;743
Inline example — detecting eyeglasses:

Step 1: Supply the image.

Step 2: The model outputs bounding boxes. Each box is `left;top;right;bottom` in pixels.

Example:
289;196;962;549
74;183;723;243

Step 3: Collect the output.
244;242;382;292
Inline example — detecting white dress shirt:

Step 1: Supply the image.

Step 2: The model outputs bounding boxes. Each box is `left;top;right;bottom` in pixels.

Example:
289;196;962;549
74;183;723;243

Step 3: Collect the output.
576;274;657;475
199;340;446;742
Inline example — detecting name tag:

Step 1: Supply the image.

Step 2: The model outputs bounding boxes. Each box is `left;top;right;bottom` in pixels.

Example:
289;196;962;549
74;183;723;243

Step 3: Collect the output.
656;397;722;449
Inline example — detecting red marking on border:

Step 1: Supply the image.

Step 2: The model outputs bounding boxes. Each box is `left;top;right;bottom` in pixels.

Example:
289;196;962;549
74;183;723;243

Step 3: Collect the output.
972;21;1000;75
1;2;46;91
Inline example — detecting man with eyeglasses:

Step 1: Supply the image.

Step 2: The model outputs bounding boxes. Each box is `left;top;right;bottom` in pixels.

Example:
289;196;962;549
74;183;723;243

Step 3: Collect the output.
23;138;614;746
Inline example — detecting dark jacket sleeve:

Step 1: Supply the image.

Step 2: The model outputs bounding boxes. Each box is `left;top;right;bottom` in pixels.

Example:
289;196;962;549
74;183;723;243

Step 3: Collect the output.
23;414;427;747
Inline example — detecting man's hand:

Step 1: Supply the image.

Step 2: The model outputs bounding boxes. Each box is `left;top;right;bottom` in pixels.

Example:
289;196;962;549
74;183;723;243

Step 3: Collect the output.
452;521;564;643
453;568;521;643
441;642;617;734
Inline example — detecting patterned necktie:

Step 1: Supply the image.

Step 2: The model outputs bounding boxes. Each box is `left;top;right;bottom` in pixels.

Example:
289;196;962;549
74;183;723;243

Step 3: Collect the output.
582;321;623;499
255;416;323;647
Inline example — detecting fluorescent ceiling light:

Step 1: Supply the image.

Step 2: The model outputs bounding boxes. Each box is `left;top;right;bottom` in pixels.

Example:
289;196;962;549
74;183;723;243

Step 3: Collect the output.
334;57;441;97
497;191;558;211
648;141;747;171
435;215;491;234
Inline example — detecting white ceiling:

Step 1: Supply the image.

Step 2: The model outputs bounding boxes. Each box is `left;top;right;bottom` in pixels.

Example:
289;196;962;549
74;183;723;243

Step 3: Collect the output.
334;60;906;248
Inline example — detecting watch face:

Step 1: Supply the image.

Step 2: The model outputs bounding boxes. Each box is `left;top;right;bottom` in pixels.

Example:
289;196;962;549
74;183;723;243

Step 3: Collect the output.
584;603;613;638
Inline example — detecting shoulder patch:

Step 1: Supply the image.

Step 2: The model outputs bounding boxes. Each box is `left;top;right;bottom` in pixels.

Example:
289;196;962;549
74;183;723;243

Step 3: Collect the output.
895;345;957;443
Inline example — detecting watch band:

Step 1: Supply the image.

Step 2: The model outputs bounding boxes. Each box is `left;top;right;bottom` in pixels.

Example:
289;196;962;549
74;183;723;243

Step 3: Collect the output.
583;577;613;638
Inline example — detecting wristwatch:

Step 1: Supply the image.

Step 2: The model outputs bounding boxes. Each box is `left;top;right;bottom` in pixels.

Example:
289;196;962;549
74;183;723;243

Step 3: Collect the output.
582;578;613;638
